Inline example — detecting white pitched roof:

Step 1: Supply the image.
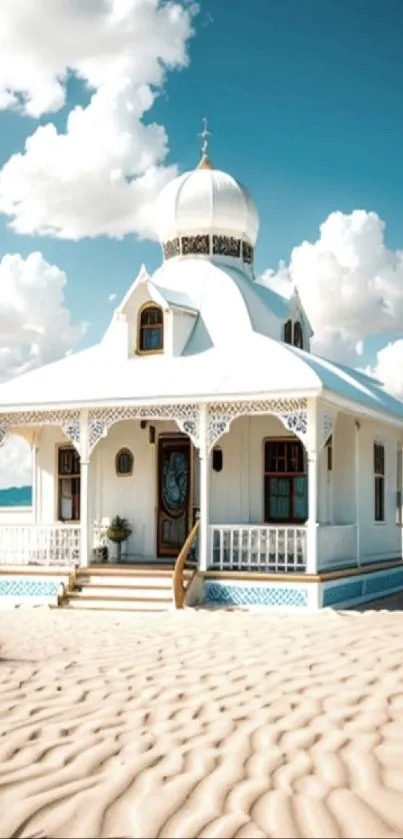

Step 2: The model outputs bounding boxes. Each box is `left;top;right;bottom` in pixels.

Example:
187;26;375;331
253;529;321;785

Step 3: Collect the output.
0;331;402;426
0;252;401;426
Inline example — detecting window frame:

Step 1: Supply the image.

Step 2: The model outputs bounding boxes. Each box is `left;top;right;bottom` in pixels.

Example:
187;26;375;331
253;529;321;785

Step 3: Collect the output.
374;441;385;523
284;319;292;345
115;447;134;477
57;445;81;522
263;437;308;524
293;320;304;350
137;302;164;355
283;319;304;350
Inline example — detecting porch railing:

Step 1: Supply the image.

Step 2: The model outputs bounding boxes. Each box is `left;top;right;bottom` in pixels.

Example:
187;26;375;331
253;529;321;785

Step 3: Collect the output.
173;519;200;608
317;524;358;571
0;524;81;566
209;525;307;573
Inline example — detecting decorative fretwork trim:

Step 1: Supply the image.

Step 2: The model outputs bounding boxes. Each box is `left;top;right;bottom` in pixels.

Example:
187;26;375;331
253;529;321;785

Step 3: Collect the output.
162;237;180;260
182;234;209;256
0;410;81;453
212;235;241;258
0;397;312;456
207;399;308;452
88;404;201;453
319;406;338;449
162;234;254;265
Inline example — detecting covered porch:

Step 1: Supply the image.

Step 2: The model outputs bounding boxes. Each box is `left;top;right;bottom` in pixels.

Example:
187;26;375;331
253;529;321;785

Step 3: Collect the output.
0;396;364;575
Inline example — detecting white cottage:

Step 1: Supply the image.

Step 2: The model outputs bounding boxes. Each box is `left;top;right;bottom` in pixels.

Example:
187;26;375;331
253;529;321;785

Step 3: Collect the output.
0;142;403;611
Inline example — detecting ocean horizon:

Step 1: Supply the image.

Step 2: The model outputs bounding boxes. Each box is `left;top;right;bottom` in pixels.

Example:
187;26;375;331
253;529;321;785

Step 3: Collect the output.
0;486;32;507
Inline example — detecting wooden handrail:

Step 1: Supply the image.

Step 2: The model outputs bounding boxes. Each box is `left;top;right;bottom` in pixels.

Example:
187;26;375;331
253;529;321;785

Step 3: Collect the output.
172;519;200;609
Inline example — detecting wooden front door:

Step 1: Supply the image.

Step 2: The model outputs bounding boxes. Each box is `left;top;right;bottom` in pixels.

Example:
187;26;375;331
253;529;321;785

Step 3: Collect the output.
157;437;191;557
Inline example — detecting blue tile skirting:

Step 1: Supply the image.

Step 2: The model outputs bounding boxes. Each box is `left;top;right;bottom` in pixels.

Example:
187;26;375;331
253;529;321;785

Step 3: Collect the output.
323;568;403;608
204;567;403;610
0;578;61;598
204;581;308;608
323;580;363;606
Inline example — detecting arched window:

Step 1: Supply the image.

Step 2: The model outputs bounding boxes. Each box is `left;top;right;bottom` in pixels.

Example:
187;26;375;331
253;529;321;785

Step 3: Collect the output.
293;321;304;350
138;304;163;353
115;448;134;476
284;319;292;344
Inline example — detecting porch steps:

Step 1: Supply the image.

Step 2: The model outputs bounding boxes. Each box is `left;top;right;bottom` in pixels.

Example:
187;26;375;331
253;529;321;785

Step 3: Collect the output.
64;564;195;612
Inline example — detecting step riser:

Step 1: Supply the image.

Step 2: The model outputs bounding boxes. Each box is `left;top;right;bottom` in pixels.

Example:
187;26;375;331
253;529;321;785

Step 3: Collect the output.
67;599;171;611
76;575;178;587
73;586;173;600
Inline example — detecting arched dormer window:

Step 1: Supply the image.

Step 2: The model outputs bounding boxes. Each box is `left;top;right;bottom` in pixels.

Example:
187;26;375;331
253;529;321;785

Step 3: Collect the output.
115;448;134;476
284;320;292;344
137;304;164;354
293;321;304;350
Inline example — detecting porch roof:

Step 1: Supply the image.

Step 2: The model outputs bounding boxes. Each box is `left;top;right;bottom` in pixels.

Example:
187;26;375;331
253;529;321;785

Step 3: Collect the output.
0;331;402;425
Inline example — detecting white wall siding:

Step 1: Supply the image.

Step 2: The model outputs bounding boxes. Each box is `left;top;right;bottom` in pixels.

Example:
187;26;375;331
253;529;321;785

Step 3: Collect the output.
332;413;355;524
357;420;401;561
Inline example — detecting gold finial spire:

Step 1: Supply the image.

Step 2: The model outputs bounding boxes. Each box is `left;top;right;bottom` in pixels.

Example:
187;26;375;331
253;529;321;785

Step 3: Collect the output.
197;117;213;169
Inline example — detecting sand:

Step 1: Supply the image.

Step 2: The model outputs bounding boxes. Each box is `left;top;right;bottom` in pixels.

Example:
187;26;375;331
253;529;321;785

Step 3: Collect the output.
0;605;403;838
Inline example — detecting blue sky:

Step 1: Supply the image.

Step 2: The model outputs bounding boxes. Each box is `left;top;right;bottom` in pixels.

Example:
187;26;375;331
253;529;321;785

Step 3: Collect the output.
1;0;403;490
1;0;403;350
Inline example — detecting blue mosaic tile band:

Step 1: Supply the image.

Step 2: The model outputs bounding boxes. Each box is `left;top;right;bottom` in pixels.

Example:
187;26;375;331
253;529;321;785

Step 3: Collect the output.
204;581;308;608
0;579;61;598
323;567;403;607
365;569;403;596
323;580;363;606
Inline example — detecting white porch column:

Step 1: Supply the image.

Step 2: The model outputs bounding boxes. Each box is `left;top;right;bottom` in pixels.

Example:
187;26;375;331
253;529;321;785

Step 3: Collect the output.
31;430;40;523
198;403;210;573
306;399;319;574
79;410;90;568
80;460;90;567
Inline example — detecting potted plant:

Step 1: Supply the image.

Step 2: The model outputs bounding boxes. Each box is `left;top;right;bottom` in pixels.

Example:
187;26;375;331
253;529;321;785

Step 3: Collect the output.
106;515;132;563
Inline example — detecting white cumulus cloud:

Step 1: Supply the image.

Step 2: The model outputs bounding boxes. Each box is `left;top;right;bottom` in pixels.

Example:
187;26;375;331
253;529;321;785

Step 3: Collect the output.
260;210;403;369
0;436;32;491
0;0;197;240
0;251;86;488
366;340;403;400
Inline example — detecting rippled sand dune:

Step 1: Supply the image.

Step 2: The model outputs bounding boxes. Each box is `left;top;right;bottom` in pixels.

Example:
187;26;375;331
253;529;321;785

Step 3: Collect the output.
1;605;403;838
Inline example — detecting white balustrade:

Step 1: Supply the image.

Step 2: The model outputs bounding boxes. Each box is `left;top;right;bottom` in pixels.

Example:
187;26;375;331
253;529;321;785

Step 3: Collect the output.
209;525;307;572
0;524;81;566
92;521;109;548
317;524;357;571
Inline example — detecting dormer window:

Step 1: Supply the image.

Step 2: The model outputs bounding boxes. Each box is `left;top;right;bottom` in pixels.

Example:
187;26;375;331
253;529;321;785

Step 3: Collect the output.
138;304;163;354
293;321;303;350
284;319;304;350
284;320;292;344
